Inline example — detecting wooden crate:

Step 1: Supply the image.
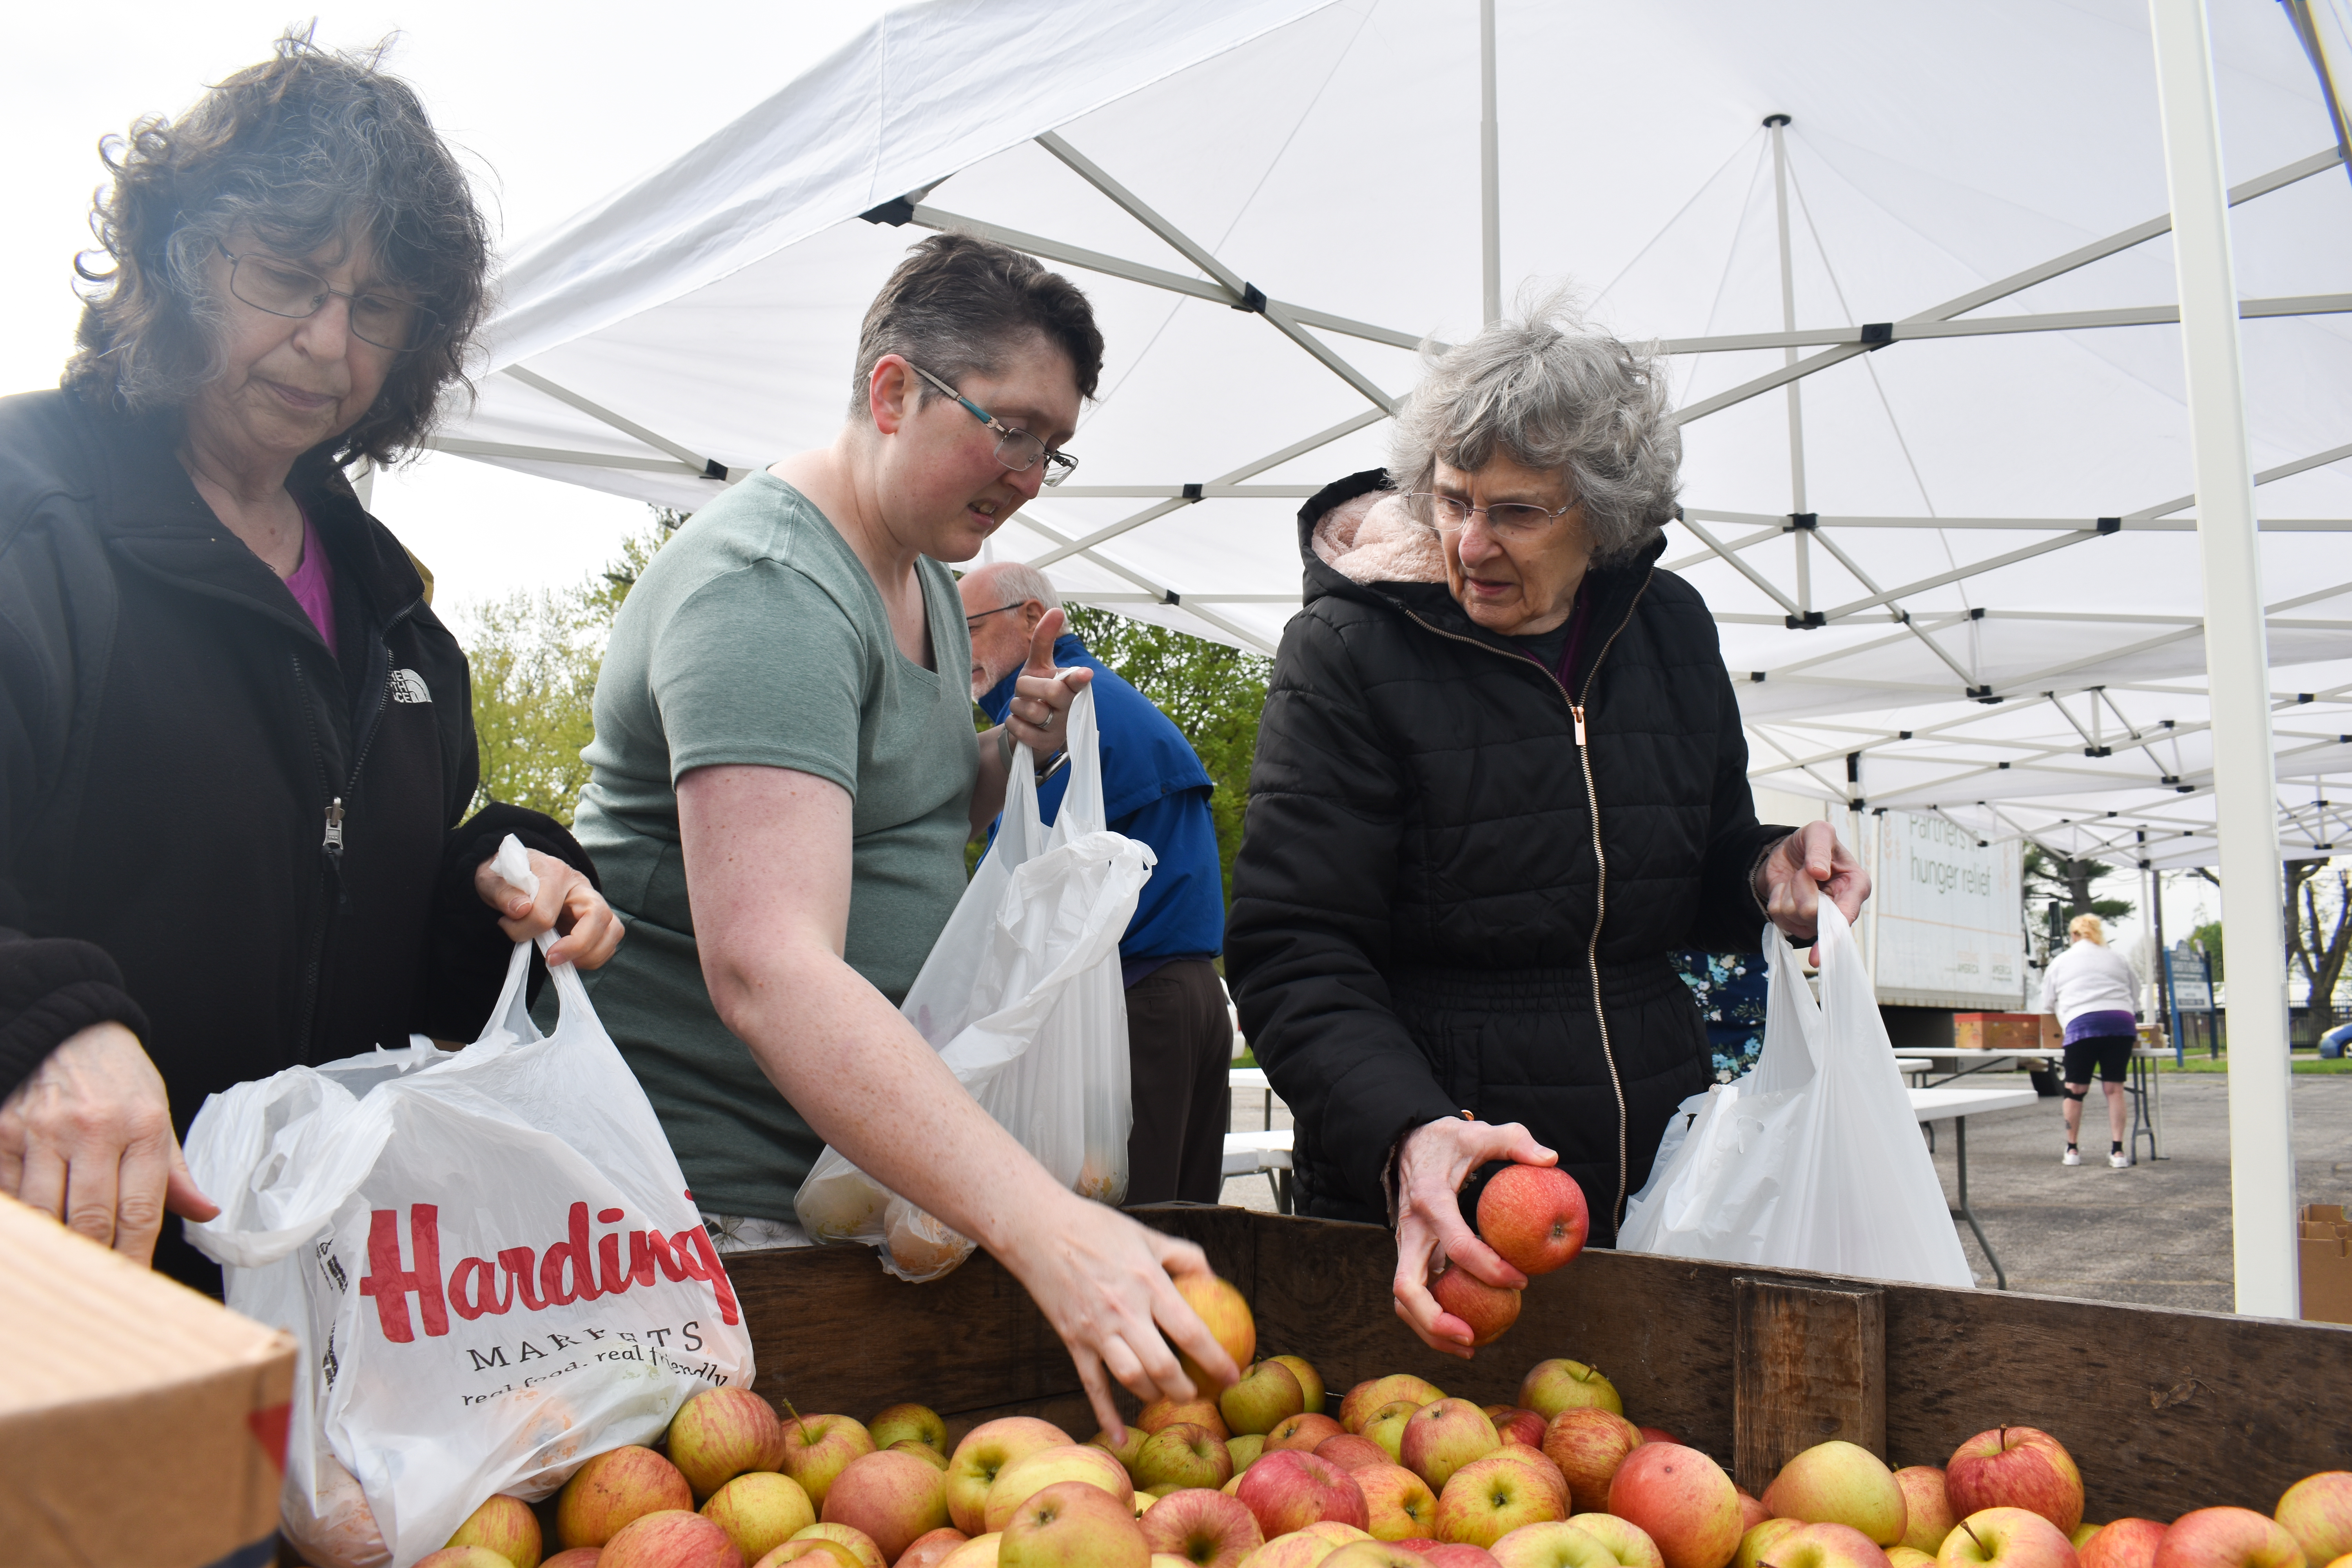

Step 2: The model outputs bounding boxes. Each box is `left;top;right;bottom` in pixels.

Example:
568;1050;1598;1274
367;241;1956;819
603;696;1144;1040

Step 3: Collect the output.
728;1206;2352;1521
1954;1012;2045;1053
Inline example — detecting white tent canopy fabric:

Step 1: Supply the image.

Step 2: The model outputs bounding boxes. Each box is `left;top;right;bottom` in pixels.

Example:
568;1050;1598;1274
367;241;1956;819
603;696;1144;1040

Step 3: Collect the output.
442;0;2352;877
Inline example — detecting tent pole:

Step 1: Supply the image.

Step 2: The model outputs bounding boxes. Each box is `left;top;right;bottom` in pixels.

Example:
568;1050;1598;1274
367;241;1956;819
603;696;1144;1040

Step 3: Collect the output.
1766;113;1813;621
1480;0;1501;323
2147;0;2298;1318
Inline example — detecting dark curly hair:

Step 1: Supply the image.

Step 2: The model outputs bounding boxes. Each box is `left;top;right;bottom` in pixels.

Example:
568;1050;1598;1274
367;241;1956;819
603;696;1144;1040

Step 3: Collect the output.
63;29;490;467
851;232;1104;420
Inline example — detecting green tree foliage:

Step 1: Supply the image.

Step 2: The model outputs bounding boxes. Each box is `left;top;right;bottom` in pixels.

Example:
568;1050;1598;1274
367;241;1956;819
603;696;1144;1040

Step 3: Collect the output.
2022;844;2134;963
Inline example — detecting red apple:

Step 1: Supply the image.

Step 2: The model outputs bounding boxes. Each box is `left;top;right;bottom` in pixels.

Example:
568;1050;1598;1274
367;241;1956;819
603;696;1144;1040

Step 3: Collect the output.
757;1541;865;1568
1222;1360;1310;1437
1434;1265;1525;1346
1761;1521;1894;1568
1272;1356;1329;1415
1343;1377;1450;1434
822;1448;952;1561
1738;1497;1773;1534
1489;1448;1570;1517
559;1445;697;1548
947;1418;1071;1535
445;1494;543;1568
997;1479;1149;1567
1944;1431;2083;1537
1437;1454;1568;1548
898;1527;972;1568
1326;1544;1445;1567
1936;1508;2078;1568
1575;1512;1669;1568
1541;1408;1644;1514
1322;1435;1401;1474
1646;1433;1684;1449
785;1522;886;1568
2154;1510;2305;1568
1423;1548;1508;1568
933;1534;1002;1568
2082;1521;2167;1568
1143;1399;1233;1442
418;1552;514;1568
1606;1444;1742;1568
1479;1163;1591;1276
984;1444;1135;1531
776;1415;877;1515
670;1389;788;1501
1486;1409;1548;1450
1270;1413;1350;1453
600;1508;745;1568
1895;1472;1958;1556
1245;1528;1379;1568
1239;1449;1372;1537
1138;1424;1236;1493
1404;1401;1504;1492
2279;1476;2352;1567
1139;1486;1265;1568
1172;1275;1255;1395
542;1553;604;1568
703;1472;817;1564
1737;1519;1806;1568
1762;1443;1907;1548
869;1403;948;1455
1518;1363;1623;1423
1487;1521;1615;1568
894;1440;951;1472
1359;1462;1442;1541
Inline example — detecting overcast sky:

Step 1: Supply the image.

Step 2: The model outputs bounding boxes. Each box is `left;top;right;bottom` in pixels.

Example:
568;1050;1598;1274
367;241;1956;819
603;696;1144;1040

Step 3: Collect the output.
2;1;894;612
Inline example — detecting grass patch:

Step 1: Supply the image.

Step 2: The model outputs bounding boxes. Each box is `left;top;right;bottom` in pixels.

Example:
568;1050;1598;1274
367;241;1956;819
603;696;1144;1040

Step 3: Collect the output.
2157;1055;2352;1074
1231;1048;1258;1069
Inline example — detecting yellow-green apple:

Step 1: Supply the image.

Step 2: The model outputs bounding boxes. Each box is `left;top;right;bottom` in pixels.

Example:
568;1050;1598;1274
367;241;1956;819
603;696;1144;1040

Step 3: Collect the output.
896;1441;952;1472
822;1448;953;1561
1222;1361;1309;1437
1605;1444;1742;1568
1891;1550;1938;1568
1736;1520;1805;1568
1326;1544;1443;1567
777;1416;876;1514
786;1522;885;1568
2152;1509;2306;1568
948;1419;1072;1534
1478;1163;1591;1276
1574;1512;1668;1568
1368;1405;1426;1461
1740;1497;1773;1534
1172;1276;1254;1394
445;1493;543;1567
1433;1266;1524;1347
1357;1462;1441;1541
1229;1436;1267;1472
1404;1400;1503;1492
1489;1409;1548;1450
870;1404;949;1455
998;1479;1149;1568
932;1532;1000;1568
1271;1356;1328;1415
418;1552;513;1568
1944;1432;2083;1537
1321;1435;1399;1474
1488;1521;1617;1568
2082;1521;2167;1568
1935;1508;2077;1568
1895;1472;1956;1556
1437;1454;1568;1548
985;1444;1135;1531
1762;1443;1907;1547
1144;1400;1233;1441
1490;1448;1571;1519
599;1509;744;1568
2278;1475;2352;1566
1541;1408;1644;1514
1343;1377;1448;1434
1759;1521;1893;1568
1139;1425;1236;1493
559;1446;696;1548
1095;1426;1150;1475
899;1527;972;1568
704;1472;817;1563
1271;1414;1350;1453
1239;1449;1372;1537
1518;1363;1622;1423
671;1389;789;1501
1138;1486;1264;1568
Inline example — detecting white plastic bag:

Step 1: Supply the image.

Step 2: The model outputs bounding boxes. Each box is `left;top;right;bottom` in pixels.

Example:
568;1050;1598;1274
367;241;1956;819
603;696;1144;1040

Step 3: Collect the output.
795;682;1151;1279
1618;902;1974;1287
183;837;756;1568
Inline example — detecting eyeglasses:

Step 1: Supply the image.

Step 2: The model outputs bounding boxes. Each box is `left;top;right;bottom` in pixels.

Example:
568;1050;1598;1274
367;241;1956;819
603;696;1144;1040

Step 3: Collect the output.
964;603;1024;633
217;244;436;352
1406;492;1579;541
904;361;1079;486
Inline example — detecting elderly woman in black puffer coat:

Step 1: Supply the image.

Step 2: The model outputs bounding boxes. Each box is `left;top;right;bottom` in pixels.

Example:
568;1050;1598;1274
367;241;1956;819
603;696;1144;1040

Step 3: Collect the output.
1226;298;1871;1358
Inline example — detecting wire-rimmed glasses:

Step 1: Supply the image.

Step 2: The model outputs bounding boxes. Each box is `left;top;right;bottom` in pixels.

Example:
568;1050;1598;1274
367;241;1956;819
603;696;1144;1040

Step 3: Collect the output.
217;244;436;353
1405;492;1579;541
904;361;1079;485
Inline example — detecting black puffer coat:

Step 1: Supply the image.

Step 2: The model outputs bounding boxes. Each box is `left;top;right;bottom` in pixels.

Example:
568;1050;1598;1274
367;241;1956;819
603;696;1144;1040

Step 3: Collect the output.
1226;471;1789;1242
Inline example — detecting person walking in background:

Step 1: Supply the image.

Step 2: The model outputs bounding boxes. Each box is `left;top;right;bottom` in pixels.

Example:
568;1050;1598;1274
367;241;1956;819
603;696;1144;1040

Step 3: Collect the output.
2041;913;2141;1167
960;563;1232;1204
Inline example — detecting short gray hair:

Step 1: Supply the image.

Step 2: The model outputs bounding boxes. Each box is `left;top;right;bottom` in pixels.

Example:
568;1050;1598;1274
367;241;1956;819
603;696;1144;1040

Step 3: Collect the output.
1388;290;1680;565
973;561;1061;612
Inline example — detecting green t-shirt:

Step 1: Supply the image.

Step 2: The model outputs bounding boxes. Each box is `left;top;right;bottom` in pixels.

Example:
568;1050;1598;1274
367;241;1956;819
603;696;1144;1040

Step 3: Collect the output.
569;472;978;1220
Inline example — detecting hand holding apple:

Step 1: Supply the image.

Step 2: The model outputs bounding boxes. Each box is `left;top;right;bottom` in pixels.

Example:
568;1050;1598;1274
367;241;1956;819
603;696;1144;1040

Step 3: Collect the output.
1478;1163;1591;1276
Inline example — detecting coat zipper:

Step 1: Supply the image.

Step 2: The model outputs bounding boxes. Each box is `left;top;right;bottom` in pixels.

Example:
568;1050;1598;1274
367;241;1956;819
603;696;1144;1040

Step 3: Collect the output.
1403;567;1654;1235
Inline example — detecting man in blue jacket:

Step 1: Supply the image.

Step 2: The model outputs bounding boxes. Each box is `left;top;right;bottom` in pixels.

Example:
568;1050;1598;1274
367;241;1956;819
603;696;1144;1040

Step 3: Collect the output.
960;563;1231;1203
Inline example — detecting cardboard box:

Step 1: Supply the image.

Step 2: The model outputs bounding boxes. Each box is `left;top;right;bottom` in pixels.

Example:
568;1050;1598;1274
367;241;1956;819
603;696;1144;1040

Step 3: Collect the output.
2302;1203;2352;1326
1953;1012;2045;1053
0;1195;295;1566
2039;1012;2063;1052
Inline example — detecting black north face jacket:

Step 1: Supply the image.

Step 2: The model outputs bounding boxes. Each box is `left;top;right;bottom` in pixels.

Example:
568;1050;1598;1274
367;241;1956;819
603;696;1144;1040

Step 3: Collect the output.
1226;471;1790;1242
0;389;590;1290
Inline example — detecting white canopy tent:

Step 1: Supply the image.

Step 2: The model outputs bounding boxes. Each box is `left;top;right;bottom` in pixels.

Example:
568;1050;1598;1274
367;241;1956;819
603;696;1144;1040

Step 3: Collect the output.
434;0;2352;1311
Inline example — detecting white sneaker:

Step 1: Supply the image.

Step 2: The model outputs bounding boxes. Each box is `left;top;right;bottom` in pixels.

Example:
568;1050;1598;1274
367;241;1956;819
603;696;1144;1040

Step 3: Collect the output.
2110;1151;2130;1168
2063;1148;2082;1166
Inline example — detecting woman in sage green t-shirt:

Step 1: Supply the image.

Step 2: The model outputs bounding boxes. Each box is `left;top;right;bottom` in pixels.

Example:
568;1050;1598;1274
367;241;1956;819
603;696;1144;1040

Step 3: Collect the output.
570;234;1232;1439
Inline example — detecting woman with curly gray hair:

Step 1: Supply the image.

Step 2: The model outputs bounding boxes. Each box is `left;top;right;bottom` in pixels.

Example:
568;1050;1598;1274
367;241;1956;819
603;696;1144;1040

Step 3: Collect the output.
0;33;619;1296
1227;298;1870;1355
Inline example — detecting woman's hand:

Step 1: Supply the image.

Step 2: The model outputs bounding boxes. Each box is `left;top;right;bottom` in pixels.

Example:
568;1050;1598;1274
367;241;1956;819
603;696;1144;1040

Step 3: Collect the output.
0;1022;218;1263
1001;608;1094;758
1755;821;1872;962
996;1191;1240;1442
1392;1116;1554;1357
474;849;625;969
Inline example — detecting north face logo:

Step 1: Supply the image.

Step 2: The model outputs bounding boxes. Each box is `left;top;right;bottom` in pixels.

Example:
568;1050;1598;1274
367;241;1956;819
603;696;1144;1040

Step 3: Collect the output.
388;669;432;704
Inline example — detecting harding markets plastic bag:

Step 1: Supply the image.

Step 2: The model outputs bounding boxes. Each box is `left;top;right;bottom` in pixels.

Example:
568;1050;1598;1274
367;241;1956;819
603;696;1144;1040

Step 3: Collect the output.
795;682;1151;1281
1619;902;1973;1287
183;837;755;1568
